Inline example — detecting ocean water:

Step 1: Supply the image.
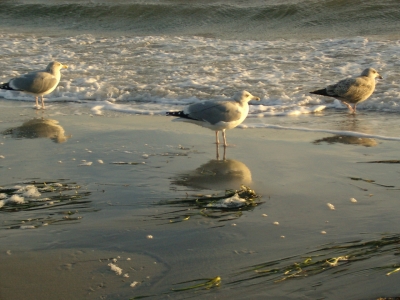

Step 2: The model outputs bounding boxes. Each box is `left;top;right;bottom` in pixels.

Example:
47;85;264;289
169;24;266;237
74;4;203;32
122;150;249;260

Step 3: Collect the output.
0;0;400;135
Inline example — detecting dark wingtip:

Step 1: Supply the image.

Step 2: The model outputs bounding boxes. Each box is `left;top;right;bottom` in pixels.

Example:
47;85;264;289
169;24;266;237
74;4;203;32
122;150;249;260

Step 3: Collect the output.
166;111;195;120
310;88;329;96
0;82;11;90
166;111;183;117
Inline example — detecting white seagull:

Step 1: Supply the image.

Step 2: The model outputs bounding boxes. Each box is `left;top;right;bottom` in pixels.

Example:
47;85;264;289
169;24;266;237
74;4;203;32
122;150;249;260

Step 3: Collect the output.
310;67;382;114
166;90;260;147
0;61;68;109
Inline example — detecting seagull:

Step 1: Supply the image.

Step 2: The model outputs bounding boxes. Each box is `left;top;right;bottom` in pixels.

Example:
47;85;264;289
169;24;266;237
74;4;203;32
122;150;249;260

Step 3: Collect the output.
310;68;382;114
166;90;260;147
0;61;68;109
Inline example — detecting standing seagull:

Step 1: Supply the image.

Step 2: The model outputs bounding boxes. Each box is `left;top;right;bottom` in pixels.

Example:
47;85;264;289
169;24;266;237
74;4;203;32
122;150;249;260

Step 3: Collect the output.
166;90;260;147
0;61;68;109
310;68;382;114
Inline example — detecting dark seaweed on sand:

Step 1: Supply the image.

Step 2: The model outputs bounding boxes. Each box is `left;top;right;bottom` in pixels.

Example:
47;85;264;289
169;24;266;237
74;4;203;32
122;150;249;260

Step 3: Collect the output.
349;177;395;188
151;185;262;224
0;180;95;229
361;160;400;164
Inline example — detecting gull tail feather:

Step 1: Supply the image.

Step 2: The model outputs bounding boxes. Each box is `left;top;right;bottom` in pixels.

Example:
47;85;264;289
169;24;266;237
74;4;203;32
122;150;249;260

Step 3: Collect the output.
166;111;197;121
310;88;336;97
0;82;14;91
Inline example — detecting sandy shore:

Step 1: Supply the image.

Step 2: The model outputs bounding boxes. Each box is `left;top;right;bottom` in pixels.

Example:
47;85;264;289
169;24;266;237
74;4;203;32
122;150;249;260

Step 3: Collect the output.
1;100;400;299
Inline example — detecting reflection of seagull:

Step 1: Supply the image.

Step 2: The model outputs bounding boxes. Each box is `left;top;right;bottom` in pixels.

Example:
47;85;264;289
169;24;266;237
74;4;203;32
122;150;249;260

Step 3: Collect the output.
313;135;377;147
310;68;382;114
0;61;68;109
172;158;252;190
3;118;70;143
166;90;260;146
313;116;377;147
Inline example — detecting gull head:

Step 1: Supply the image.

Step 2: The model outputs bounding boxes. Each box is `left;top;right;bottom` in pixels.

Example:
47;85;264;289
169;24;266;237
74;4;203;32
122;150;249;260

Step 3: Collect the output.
46;61;68;72
361;68;383;80
233;90;260;103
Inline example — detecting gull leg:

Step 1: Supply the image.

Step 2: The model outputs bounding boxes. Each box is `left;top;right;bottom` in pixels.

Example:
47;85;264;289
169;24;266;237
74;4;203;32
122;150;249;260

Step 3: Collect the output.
215;131;219;145
41;96;45;109
222;130;227;147
35;96;39;108
342;101;355;114
216;139;226;160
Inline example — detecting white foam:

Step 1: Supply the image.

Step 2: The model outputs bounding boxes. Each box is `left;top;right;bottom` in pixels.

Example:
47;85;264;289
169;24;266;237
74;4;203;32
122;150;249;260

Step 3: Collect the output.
206;193;246;208
8;194;25;204
22;185;41;198
327;203;335;210
0;34;397;116
108;263;122;275
20;225;36;229
91;105;104;116
130;281;139;288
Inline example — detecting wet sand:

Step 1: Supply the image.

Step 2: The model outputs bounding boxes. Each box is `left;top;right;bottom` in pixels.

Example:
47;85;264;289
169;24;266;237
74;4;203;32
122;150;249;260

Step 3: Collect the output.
1;100;400;299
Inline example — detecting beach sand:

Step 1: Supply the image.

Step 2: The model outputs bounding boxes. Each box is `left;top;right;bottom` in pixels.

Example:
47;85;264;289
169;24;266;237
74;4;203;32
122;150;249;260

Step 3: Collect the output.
1;100;400;299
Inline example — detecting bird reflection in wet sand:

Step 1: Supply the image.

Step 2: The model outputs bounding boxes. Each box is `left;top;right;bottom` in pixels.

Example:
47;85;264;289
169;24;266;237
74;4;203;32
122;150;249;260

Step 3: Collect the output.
313;116;377;147
172;144;252;190
2;118;70;143
314;135;377;147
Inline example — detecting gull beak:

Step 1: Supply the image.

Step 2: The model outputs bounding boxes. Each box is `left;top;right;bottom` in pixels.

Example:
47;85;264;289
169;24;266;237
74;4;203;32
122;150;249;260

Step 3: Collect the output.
378;74;383;79
62;65;68;69
254;96;261;101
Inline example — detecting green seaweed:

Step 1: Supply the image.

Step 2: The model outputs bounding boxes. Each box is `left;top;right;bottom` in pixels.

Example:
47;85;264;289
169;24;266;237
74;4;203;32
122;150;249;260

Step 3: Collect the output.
130;276;221;299
231;234;400;285
171;276;221;291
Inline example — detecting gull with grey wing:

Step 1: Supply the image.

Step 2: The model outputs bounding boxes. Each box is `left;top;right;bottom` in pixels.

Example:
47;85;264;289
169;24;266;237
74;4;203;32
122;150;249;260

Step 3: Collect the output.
310;68;382;114
166;90;260;147
0;61;68;109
